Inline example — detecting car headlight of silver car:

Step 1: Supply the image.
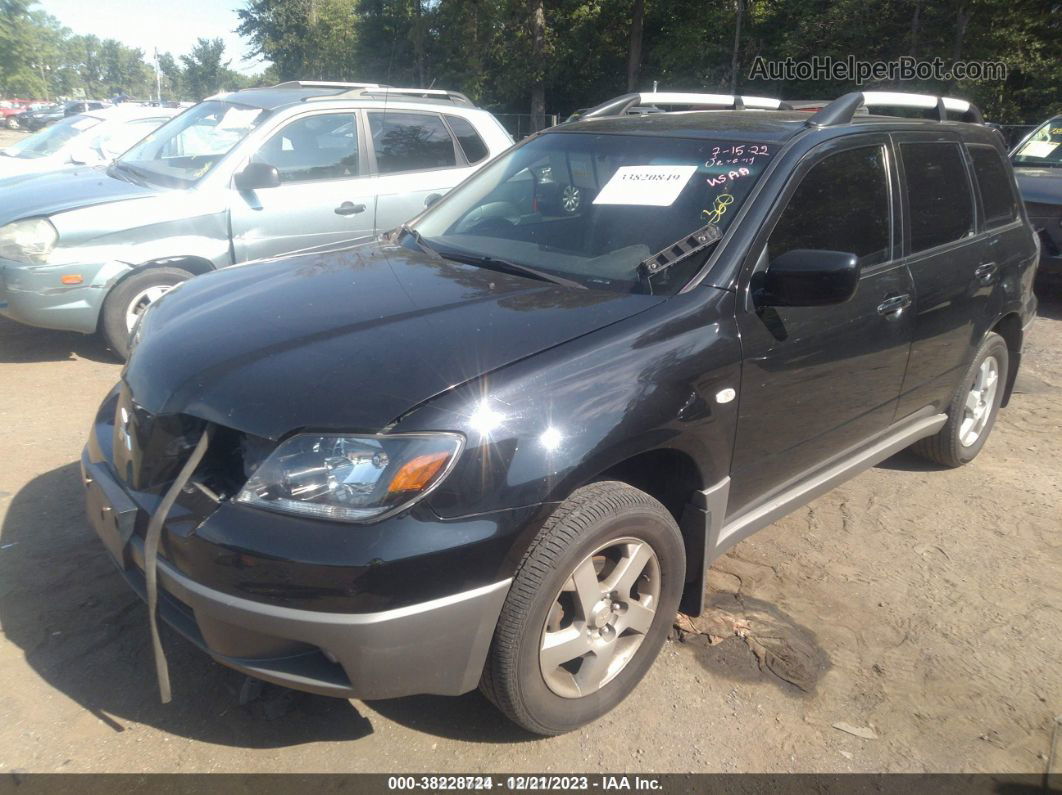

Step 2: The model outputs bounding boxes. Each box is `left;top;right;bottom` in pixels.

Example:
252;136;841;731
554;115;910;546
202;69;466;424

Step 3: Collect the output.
0;217;58;264
236;433;464;522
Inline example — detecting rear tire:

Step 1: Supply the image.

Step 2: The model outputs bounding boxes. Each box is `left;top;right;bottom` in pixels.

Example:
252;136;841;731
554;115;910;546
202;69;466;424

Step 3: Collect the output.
911;332;1008;467
481;481;685;735
100;267;192;360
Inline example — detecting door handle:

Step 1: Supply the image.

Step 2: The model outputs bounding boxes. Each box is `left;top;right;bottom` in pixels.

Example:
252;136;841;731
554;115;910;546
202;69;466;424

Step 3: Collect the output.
335;202;366;216
974;262;997;284
877;294;912;317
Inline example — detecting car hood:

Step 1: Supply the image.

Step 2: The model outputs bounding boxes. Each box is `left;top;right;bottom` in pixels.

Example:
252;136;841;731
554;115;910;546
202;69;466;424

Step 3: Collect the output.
1014;166;1062;206
0;153;58;179
125;241;662;440
0;165;157;224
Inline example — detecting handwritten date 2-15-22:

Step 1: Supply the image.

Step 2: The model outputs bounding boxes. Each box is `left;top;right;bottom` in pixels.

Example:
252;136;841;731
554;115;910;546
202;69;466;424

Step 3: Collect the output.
705;143;770;167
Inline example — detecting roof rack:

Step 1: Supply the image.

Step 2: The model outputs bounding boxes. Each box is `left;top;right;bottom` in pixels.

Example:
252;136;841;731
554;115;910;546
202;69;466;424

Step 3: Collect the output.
806;91;984;127
578;92;791;120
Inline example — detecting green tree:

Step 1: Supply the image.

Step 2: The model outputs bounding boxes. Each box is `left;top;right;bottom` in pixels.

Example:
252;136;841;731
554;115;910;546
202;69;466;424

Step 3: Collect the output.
181;37;231;99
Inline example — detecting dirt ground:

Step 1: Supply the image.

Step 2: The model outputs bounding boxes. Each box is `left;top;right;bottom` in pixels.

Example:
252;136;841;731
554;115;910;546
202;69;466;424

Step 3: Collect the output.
0;126;1059;773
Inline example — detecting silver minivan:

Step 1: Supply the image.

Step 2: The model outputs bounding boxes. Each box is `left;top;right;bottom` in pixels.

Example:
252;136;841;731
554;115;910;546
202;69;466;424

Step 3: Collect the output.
0;82;514;356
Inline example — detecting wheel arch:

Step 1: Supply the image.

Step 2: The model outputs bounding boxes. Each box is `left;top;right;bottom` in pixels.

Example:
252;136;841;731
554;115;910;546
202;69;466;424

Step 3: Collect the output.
104;255;216;299
991;312;1023;407
96;256;216;337
132;255;216;278
578;447;720;618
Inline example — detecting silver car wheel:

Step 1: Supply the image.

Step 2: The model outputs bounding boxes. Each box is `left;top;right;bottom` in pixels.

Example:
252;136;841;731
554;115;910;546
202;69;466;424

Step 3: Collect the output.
959;355;999;447
561;185;581;213
124;285;172;332
539;536;661;699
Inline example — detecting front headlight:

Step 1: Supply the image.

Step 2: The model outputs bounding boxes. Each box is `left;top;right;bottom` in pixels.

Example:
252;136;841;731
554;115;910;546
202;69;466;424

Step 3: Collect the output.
0;217;58;264
236;433;464;522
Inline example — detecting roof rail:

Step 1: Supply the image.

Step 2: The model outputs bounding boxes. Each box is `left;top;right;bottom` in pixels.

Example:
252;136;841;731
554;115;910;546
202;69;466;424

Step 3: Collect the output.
304;86;476;107
579;91;791;120
359;87;474;106
806;91;984;127
271;81;386;90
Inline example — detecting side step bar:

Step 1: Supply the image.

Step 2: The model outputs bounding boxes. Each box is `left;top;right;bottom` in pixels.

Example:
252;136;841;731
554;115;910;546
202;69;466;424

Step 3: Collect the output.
682;412;946;615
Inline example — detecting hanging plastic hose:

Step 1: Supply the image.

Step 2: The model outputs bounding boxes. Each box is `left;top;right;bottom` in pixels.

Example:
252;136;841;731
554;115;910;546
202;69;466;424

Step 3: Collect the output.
143;425;212;703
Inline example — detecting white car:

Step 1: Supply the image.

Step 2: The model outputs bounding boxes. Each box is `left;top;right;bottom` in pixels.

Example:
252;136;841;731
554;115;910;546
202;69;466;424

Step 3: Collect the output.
0;83;515;356
0;104;178;180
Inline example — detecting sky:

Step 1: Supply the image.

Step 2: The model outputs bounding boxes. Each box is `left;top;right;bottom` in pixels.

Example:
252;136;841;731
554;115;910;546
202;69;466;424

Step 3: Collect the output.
37;0;267;75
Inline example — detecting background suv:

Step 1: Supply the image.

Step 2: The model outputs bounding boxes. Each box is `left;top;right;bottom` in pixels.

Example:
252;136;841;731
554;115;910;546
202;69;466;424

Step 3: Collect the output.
0;82;513;356
1010;115;1062;277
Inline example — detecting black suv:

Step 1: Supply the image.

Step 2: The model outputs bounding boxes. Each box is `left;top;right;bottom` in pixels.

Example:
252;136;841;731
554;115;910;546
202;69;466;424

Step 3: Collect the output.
82;91;1038;735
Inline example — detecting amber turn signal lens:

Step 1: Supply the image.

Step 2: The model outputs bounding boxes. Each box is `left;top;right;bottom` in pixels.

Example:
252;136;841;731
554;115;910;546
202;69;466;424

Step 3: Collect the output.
60;274;83;285
387;451;451;494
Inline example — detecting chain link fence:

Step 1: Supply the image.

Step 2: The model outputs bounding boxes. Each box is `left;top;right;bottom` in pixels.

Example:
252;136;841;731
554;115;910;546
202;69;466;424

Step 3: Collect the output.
492;113;561;139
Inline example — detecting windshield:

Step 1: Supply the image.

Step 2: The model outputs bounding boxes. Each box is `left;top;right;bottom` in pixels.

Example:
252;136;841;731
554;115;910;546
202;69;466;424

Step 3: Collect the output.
1012;118;1062;168
2;115;100;159
116;100;269;187
412;132;774;294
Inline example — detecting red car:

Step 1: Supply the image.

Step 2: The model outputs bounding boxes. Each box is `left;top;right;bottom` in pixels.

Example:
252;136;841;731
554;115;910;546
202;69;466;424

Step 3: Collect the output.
1;99;43;129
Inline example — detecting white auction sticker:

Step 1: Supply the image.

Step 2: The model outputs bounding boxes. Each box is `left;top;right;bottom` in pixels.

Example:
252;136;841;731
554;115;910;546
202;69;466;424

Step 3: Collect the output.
1018;140;1058;159
592;165;698;206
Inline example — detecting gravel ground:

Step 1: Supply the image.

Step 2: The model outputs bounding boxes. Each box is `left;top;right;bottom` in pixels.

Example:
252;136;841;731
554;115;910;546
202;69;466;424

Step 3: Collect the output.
0;128;27;148
0;135;1058;773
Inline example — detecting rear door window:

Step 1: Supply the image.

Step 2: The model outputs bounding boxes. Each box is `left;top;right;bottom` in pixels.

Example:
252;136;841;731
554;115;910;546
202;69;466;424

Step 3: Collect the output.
368;111;458;174
967;145;1018;228
768;145;891;267
900;142;975;253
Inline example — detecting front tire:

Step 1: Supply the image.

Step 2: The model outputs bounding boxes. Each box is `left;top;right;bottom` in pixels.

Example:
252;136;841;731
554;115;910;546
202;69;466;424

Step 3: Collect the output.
481;481;685;735
912;331;1008;467
100;267;192;359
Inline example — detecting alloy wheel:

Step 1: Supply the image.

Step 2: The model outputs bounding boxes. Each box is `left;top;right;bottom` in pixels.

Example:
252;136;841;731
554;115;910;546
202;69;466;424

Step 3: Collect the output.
561;185;581;213
124;285;172;332
959;355;999;447
539;536;661;698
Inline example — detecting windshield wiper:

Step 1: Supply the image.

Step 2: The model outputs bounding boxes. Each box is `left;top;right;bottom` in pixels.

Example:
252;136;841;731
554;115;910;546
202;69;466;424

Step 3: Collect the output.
438;249;586;290
637;223;722;295
110;161;148;186
393;223;441;258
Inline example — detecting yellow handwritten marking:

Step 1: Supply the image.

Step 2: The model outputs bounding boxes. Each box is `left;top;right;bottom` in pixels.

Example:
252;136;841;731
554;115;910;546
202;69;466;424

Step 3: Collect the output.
702;193;735;224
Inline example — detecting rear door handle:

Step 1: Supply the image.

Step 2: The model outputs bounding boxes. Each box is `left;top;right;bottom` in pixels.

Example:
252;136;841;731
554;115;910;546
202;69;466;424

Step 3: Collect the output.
877;294;912;317
335;202;366;216
974;262;997;284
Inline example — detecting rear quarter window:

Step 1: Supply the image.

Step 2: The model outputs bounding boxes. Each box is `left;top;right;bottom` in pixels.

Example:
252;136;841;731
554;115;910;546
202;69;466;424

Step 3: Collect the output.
967;144;1019;228
446;115;490;164
900;142;975;253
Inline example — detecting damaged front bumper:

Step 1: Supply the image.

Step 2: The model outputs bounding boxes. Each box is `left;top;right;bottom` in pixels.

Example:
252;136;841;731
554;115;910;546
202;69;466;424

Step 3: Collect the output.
80;431;513;701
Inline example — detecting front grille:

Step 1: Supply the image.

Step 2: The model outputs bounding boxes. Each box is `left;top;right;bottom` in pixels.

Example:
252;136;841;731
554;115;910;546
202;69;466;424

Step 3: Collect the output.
112;384;208;491
111;383;268;500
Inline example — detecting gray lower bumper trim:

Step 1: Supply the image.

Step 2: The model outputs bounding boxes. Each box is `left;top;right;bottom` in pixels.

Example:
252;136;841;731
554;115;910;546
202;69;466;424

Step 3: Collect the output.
130;545;512;700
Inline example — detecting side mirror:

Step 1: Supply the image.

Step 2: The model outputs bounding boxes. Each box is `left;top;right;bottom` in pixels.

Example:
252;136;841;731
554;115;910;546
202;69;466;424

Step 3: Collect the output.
424;192;443;208
758;249;860;307
234;161;281;191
